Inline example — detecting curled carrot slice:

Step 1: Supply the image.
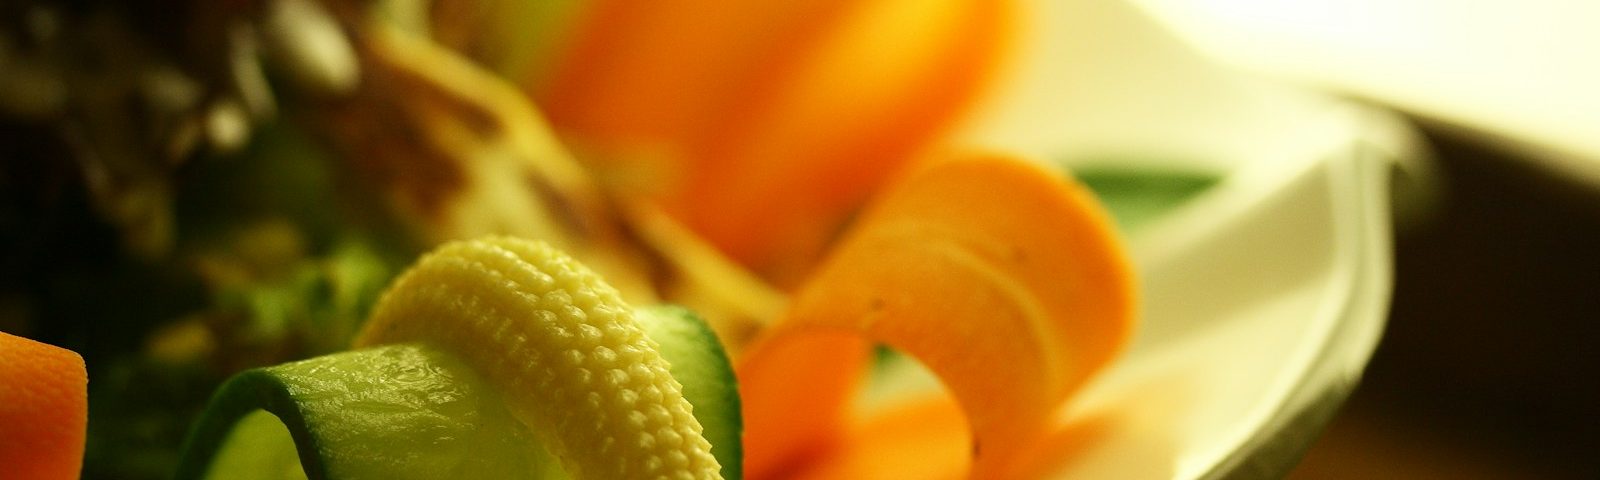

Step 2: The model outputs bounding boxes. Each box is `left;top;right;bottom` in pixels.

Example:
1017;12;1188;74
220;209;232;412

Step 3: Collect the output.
0;332;88;480
791;395;971;480
738;153;1136;478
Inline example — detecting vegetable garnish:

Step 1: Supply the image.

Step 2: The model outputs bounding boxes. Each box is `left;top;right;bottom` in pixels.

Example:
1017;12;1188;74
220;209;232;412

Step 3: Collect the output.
163;2;1137;477
0;332;89;480
14;0;1161;477
789;395;970;480
176;238;740;479
738;153;1137;479
356;237;721;478
534;0;1016;287
171;154;1134;480
175;343;556;480
638;306;746;479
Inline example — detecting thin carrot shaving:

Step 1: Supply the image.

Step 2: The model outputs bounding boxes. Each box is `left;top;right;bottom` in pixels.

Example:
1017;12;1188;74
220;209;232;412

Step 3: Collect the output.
738;153;1137;478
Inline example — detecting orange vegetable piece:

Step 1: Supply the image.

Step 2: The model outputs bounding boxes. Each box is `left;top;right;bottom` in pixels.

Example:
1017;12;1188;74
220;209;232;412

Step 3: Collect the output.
0;332;88;480
738;153;1136;478
790;395;972;480
737;331;870;478
535;0;1016;286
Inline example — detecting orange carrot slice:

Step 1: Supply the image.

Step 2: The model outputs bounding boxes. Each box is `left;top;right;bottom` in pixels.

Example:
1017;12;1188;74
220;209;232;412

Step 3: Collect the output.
0;332;88;480
790;395;971;480
737;331;870;478
536;0;853;152
738;153;1136;478
535;0;1016;286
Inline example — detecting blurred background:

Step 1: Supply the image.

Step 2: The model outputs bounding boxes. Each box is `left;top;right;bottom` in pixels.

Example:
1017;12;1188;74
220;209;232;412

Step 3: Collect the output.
4;0;1598;478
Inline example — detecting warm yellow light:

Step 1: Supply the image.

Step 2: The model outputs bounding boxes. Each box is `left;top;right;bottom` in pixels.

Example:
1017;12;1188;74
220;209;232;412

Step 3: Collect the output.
1132;0;1600;182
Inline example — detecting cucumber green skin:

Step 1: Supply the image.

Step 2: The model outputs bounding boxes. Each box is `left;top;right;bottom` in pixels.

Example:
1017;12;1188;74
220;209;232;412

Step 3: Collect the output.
173;368;331;480
638;305;744;480
173;343;554;480
175;306;743;480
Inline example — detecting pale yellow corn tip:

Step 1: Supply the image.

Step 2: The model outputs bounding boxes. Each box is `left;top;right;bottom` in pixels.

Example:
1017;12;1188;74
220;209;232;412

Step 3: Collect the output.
356;237;722;479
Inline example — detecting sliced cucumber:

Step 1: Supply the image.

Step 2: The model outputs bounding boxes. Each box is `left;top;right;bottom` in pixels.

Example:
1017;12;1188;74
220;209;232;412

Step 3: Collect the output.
637;305;744;480
176;306;743;479
174;343;557;480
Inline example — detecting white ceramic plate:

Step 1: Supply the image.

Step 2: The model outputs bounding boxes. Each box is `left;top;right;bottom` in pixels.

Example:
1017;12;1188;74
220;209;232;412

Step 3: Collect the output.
954;1;1431;477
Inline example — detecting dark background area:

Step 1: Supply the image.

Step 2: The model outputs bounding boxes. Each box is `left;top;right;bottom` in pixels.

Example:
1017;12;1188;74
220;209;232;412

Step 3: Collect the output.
1291;120;1600;479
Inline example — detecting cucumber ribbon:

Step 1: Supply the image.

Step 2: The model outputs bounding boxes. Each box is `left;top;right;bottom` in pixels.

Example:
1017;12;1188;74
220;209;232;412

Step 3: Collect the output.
176;303;741;479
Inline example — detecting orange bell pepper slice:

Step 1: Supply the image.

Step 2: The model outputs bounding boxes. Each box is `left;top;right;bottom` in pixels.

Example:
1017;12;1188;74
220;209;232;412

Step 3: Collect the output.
536;0;1016;286
738;152;1137;478
0;332;88;480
